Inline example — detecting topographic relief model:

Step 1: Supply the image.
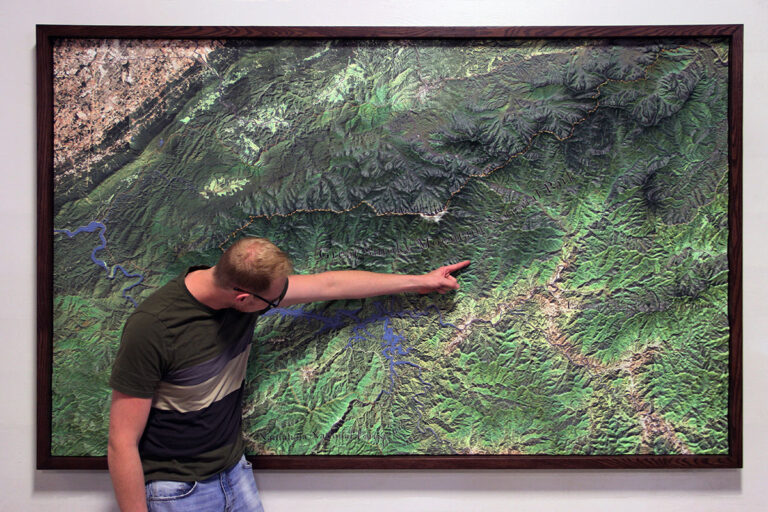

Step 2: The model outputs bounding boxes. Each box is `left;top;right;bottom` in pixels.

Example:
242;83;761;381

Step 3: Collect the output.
52;38;730;457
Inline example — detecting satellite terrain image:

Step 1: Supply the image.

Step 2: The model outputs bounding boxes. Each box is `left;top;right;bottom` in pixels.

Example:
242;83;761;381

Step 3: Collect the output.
51;36;730;457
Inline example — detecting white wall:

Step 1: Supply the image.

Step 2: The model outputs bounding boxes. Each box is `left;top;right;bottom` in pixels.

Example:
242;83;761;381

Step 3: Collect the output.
2;1;766;510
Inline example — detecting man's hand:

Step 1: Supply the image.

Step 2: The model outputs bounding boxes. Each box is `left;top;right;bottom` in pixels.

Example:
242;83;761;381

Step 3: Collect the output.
415;260;471;294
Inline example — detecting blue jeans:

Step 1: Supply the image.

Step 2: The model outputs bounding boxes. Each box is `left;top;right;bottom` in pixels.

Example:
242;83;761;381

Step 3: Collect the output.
145;455;264;511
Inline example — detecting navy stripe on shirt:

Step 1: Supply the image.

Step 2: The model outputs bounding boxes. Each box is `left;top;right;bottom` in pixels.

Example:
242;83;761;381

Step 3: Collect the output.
163;320;256;386
138;386;244;459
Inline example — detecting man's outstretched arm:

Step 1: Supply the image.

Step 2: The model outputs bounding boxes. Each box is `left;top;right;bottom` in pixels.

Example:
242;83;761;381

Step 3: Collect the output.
280;260;470;307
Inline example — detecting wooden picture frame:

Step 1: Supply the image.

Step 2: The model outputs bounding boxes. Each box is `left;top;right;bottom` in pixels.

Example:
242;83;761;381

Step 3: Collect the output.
37;25;742;470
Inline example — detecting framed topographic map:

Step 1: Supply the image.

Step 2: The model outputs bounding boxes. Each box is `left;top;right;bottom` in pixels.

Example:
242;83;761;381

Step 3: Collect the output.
37;25;742;470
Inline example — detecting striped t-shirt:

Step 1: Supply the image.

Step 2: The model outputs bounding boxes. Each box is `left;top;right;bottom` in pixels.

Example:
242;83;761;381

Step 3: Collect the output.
109;266;259;482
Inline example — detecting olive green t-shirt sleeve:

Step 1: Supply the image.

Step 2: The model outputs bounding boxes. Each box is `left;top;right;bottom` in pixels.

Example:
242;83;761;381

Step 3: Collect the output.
109;311;168;399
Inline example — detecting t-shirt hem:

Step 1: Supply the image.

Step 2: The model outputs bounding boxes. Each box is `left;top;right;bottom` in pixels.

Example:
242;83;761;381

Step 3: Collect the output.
142;446;245;483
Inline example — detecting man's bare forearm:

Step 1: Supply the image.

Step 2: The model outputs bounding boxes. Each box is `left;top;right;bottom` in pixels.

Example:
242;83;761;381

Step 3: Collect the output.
320;270;424;298
282;271;419;306
108;443;148;512
282;260;470;306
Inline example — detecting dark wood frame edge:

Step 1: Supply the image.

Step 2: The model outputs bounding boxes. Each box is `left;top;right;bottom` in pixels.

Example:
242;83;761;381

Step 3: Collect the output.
726;24;743;469
36;24;55;470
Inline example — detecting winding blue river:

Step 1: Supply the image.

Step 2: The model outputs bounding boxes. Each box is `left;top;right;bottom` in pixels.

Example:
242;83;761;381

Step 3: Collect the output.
54;221;144;307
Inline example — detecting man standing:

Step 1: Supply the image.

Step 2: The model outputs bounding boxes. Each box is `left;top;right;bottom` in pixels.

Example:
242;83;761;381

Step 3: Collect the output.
108;236;469;511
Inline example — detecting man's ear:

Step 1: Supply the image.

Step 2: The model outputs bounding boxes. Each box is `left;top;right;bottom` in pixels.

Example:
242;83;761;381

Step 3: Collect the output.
233;291;250;303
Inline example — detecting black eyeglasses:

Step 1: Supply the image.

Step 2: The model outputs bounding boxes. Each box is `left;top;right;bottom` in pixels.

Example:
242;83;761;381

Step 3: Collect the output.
234;278;289;311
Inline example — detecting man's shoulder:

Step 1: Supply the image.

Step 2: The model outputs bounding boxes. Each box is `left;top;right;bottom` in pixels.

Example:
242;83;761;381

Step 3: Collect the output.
121;271;187;336
135;273;184;313
127;265;219;331
133;265;208;314
116;274;186;368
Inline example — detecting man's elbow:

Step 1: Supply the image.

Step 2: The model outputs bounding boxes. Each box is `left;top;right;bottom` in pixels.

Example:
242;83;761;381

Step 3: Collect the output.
107;433;140;463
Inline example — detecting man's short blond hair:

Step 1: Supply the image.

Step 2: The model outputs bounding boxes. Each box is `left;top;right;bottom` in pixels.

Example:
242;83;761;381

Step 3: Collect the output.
213;237;293;293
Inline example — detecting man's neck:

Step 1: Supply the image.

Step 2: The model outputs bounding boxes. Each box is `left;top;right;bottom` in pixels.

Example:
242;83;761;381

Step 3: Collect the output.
184;267;232;310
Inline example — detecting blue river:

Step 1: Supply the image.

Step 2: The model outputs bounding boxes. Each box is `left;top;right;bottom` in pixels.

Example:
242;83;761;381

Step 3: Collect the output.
54;221;144;307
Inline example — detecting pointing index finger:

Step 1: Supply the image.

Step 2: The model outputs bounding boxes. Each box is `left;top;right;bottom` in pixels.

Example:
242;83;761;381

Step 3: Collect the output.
445;260;471;275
